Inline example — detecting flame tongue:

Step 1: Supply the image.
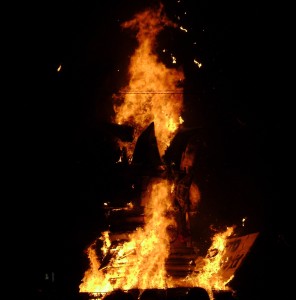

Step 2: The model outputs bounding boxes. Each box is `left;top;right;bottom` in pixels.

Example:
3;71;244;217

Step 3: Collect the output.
118;178;175;290
113;4;184;158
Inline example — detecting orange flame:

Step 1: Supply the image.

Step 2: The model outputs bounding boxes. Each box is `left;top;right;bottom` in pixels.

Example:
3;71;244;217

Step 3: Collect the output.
177;226;235;298
112;3;184;158
79;179;235;298
79;179;176;294
79;4;238;300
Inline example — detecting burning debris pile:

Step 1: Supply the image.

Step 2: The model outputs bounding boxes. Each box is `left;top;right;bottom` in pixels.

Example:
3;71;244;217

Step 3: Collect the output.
78;4;258;300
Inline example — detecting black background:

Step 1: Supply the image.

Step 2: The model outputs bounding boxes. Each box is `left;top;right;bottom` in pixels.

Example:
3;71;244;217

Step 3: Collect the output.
9;1;292;299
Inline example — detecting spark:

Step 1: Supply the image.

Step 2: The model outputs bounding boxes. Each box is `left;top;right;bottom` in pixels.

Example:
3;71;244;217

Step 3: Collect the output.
57;64;62;72
180;26;188;32
194;59;202;68
171;54;177;64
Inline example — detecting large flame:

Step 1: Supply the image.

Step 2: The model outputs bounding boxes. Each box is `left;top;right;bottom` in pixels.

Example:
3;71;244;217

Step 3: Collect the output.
112;3;184;159
79;4;237;300
79;179;176;293
79;179;234;299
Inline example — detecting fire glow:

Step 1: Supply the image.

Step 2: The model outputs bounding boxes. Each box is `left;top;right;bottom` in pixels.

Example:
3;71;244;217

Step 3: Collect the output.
79;4;242;300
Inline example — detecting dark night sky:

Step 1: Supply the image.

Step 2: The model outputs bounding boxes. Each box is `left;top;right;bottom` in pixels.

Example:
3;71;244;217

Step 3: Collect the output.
10;0;292;298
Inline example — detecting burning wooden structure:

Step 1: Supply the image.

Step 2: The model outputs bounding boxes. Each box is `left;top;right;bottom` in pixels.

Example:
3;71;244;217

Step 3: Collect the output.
78;122;258;300
78;4;259;300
